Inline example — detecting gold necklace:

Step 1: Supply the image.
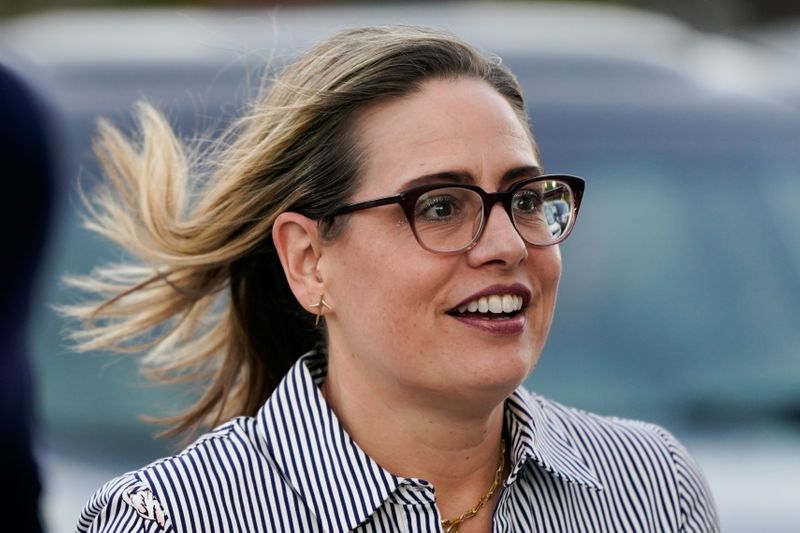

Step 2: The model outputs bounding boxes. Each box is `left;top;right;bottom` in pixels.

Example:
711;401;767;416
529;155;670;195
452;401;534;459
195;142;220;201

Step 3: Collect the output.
440;439;506;533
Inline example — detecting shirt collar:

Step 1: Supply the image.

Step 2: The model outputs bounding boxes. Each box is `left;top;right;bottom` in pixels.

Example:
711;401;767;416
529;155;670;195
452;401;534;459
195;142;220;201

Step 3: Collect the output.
505;388;604;491
255;350;400;532
255;351;602;532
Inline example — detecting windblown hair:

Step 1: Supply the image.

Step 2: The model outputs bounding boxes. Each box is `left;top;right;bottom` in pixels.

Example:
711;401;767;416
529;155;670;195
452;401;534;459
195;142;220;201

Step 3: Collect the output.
64;25;531;439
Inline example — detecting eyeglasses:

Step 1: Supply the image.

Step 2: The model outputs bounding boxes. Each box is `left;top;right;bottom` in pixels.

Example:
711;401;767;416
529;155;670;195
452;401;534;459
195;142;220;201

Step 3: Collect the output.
326;174;585;254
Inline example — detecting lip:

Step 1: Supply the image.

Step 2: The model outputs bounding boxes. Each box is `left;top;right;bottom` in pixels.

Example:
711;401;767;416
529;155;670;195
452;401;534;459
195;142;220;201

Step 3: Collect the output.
450;313;527;335
446;283;532;336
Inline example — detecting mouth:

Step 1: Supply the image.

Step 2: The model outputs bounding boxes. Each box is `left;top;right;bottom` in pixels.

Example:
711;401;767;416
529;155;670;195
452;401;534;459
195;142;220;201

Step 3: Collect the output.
446;284;531;322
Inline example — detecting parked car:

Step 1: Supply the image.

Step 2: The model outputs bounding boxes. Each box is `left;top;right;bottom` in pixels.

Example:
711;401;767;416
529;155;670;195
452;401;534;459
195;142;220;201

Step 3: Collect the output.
547;199;571;231
746;21;800;109
2;3;799;531
544;203;563;239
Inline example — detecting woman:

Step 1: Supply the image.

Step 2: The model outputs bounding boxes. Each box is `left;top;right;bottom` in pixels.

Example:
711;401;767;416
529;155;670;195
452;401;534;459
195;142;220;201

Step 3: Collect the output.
72;25;718;532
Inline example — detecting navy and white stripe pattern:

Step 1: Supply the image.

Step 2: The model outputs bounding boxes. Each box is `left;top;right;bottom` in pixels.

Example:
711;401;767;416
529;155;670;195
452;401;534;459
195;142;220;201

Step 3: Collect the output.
78;351;719;532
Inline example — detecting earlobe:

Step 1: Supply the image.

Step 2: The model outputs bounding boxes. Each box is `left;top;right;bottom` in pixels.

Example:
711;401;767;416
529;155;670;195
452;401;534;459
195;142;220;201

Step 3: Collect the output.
272;212;327;316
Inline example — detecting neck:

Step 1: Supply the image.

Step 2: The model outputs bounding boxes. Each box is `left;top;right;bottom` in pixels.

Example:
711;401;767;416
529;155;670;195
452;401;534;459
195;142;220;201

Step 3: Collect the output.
322;350;509;525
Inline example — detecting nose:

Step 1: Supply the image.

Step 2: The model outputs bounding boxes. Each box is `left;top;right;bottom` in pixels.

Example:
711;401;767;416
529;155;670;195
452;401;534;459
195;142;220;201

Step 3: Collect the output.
466;203;528;268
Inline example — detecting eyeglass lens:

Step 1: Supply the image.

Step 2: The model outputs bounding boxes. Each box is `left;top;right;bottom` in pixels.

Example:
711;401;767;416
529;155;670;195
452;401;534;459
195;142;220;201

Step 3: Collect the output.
411;179;575;252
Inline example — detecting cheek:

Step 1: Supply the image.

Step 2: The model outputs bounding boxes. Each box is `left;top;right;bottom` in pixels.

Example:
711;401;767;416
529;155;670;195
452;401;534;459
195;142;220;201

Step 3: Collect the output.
529;247;563;326
368;261;441;329
324;229;438;329
537;246;563;294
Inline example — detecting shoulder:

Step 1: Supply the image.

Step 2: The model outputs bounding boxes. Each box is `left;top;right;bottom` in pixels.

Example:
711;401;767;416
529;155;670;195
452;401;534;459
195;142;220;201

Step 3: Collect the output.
527;389;685;452
77;471;170;532
77;417;277;533
520;390;720;532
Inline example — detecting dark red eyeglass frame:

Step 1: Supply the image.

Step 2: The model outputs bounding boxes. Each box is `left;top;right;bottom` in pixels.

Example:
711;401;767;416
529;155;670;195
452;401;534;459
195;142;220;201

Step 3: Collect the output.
325;174;585;253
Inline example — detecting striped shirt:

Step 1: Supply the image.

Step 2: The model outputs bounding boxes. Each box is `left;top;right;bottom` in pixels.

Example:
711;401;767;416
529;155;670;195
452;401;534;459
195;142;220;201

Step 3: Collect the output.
77;351;719;532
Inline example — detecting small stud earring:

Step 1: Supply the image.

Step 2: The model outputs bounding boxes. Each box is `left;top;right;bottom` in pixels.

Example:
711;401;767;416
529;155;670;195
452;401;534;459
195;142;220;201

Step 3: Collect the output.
309;294;332;326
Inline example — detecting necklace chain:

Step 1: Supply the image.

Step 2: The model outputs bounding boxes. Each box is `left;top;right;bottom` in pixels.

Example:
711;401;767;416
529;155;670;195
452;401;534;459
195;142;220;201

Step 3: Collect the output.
440;438;506;533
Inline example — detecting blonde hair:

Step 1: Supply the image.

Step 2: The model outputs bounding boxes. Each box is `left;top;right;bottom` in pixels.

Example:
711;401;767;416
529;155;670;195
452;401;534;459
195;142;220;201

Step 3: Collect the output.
64;25;531;439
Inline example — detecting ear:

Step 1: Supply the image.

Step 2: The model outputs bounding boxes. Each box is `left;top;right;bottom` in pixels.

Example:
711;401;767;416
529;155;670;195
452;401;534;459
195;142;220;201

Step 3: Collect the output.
272;212;327;317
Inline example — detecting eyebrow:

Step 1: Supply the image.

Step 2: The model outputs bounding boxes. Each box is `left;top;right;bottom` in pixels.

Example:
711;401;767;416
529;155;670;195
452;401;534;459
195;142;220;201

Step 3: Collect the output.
399;165;544;192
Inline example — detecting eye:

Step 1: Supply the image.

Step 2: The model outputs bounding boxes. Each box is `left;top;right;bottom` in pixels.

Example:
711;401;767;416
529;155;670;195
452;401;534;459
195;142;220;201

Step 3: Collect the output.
415;194;461;221
512;190;542;213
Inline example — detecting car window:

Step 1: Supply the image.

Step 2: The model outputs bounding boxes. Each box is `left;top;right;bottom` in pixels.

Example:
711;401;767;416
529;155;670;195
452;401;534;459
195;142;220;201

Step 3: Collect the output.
525;144;800;429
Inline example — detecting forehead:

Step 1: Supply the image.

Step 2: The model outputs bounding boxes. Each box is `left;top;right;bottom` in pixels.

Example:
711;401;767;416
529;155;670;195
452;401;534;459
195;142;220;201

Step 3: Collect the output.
351;77;539;195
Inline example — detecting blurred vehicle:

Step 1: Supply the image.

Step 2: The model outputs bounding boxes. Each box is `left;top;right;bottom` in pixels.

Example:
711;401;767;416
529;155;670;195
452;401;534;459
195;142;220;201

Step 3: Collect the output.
746;20;800;109
547;199;571;230
544;203;563;239
2;3;799;532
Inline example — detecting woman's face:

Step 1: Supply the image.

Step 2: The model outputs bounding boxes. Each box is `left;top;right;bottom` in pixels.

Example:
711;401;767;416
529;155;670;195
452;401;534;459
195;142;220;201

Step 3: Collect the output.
320;77;561;405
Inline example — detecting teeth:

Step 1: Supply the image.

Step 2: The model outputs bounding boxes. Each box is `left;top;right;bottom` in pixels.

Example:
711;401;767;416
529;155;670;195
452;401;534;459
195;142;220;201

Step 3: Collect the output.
455;294;524;315
502;294;515;313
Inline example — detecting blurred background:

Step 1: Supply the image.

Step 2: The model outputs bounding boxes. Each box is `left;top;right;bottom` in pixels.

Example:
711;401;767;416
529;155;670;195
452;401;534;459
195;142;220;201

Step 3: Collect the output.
1;1;799;531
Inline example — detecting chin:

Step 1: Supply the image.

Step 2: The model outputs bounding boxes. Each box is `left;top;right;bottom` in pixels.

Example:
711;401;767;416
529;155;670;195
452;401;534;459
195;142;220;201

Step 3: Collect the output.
460;348;536;395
